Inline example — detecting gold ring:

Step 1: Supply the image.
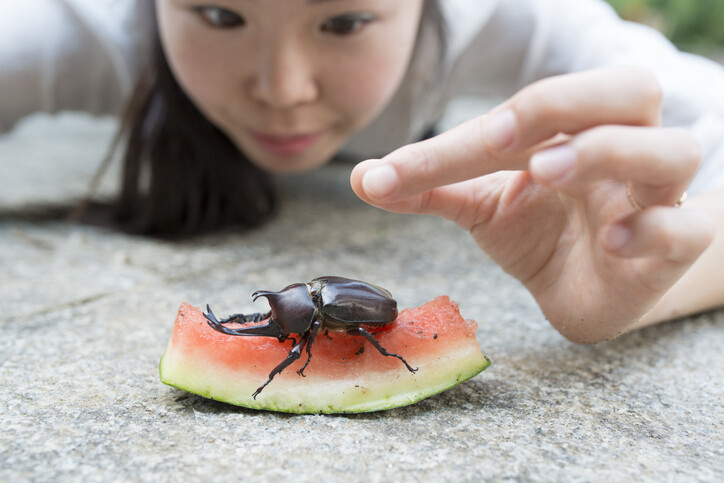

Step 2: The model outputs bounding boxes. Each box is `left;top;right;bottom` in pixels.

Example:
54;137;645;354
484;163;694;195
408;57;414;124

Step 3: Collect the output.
625;182;687;211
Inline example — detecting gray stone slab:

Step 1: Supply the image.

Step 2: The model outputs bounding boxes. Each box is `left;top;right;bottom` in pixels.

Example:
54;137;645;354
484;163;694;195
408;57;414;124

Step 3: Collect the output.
1;116;722;482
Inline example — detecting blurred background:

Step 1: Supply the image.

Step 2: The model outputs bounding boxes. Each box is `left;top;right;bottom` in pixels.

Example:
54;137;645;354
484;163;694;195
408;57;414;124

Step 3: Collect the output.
605;0;724;54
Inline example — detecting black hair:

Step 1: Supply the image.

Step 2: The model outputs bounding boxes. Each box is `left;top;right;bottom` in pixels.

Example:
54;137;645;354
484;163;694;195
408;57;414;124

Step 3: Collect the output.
110;5;276;236
99;0;444;237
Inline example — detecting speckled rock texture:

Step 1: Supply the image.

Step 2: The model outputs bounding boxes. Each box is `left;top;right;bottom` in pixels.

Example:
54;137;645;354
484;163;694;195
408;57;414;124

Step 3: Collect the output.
1;115;722;482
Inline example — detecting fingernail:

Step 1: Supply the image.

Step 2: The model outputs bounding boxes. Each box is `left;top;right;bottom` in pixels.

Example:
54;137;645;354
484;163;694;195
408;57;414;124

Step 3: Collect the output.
362;164;398;199
483;109;517;150
604;224;632;251
530;146;576;183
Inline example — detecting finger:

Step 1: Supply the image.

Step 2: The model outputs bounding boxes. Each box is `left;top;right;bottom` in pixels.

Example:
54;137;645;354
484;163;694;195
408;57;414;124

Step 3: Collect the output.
501;66;663;152
601;207;714;265
530;126;701;206
351;121;533;203
354;67;661;204
351;166;512;227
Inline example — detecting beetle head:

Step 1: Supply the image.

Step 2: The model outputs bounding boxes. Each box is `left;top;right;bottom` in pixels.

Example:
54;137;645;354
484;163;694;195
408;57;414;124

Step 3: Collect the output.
253;283;317;333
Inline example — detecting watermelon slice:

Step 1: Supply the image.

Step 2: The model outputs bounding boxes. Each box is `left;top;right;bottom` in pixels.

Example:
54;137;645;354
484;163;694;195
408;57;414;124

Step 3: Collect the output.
159;296;490;413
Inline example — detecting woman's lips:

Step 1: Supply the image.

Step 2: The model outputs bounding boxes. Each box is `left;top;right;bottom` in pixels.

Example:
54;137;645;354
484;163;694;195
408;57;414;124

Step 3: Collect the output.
250;131;323;156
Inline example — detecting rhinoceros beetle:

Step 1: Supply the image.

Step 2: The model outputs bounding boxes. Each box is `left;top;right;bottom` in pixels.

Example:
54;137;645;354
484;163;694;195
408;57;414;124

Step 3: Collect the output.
204;276;417;398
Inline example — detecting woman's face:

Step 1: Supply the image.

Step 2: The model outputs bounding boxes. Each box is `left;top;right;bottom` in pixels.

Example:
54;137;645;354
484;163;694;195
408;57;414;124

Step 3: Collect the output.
155;0;424;173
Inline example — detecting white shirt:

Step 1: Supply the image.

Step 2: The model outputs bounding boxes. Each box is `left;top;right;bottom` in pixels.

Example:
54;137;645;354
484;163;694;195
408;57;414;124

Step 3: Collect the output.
3;0;724;194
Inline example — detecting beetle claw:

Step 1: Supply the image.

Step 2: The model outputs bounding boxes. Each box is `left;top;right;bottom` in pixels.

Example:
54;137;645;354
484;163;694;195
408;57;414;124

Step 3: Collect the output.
252;331;310;398
204;305;221;326
349;326;417;374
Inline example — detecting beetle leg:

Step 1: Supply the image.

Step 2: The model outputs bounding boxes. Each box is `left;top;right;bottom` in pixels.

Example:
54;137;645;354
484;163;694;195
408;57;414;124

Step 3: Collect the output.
205;305;283;338
348;327;418;373
297;320;322;377
253;330;311;399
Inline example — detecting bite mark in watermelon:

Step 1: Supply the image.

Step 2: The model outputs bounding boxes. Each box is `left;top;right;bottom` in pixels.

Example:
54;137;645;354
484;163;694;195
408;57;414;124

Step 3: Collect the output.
159;296;491;413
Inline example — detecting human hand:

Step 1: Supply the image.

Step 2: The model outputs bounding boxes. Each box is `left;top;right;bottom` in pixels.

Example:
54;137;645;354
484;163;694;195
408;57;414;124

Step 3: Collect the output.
351;67;714;343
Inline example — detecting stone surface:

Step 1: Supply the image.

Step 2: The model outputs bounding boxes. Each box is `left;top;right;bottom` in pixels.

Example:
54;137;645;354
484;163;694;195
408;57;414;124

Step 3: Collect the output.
1;114;723;482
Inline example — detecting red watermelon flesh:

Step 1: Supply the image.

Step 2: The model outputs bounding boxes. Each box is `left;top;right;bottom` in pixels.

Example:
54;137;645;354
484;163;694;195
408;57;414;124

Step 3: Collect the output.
159;296;490;413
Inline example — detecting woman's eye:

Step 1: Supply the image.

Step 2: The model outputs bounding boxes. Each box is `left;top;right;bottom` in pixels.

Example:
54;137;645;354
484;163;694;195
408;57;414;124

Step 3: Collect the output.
193;6;245;28
320;13;375;36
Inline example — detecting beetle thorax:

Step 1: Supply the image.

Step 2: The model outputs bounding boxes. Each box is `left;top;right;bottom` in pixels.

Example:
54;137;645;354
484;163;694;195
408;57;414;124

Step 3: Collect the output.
306;280;323;307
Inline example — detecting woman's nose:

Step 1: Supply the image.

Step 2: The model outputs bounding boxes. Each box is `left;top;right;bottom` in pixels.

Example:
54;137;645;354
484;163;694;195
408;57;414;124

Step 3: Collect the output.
249;40;319;109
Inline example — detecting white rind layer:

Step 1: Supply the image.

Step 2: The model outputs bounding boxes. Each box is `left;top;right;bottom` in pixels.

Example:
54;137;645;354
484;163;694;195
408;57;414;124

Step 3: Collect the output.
159;337;490;414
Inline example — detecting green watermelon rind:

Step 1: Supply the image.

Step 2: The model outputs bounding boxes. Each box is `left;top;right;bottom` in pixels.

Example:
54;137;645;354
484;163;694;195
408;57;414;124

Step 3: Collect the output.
159;338;491;414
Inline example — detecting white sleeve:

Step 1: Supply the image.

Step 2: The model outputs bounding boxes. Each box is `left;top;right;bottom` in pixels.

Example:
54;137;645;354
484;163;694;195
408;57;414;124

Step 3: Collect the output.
515;0;724;195
0;0;140;133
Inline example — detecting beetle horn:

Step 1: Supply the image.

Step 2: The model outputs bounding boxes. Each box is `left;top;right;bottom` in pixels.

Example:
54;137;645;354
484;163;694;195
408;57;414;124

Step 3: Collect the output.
252;291;282;320
252;290;276;302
